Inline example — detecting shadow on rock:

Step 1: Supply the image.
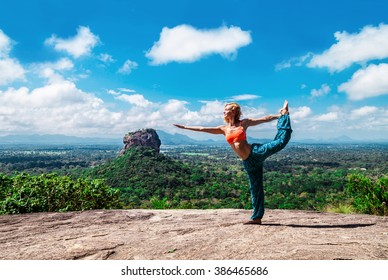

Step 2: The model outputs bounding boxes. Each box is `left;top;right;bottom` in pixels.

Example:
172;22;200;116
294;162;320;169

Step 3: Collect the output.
257;223;376;228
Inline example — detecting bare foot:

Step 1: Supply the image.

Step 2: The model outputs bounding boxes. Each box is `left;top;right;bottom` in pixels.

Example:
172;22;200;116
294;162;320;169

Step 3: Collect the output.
279;100;289;115
243;218;262;225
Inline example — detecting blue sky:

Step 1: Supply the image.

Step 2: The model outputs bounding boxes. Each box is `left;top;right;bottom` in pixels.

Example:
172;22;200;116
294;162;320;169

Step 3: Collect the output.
0;0;387;141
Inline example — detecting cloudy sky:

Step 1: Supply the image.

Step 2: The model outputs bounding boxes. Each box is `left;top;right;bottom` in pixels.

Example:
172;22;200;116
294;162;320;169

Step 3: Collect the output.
1;0;387;141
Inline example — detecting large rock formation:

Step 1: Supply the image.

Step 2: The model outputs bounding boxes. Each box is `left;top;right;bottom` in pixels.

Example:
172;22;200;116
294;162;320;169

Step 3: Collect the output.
120;128;161;154
0;209;387;260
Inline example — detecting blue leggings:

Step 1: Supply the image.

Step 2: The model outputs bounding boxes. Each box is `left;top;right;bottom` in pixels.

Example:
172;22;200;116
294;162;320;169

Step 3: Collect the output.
242;114;292;220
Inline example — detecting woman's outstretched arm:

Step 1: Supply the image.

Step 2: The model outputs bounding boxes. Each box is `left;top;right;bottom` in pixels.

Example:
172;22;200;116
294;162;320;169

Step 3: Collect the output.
244;100;289;127
173;124;225;135
243;114;281;127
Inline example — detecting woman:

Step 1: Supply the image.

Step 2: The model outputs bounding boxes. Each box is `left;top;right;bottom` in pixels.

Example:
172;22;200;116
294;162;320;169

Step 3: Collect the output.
174;100;292;224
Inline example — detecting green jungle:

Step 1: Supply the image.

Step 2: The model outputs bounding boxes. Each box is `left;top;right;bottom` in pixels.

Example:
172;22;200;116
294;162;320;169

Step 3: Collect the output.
0;143;387;216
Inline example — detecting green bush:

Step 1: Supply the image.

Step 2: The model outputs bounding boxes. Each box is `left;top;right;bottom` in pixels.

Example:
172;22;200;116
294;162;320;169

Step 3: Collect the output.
346;173;387;215
149;196;171;209
324;202;355;214
0;172;121;215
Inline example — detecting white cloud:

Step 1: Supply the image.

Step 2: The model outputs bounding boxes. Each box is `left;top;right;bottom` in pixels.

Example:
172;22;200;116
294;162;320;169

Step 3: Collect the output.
0;58;25;85
0;29;25;85
98;53;115;64
308;23;388;72
1;79;387;140
45;26;100;58
310;84;331;98
315;112;339;122
27;58;75;85
338;63;388;100
0;80;125;136
288;105;388;140
118;88;136;93
2;25;386;140
107;89;120;96
116;93;153;107
185;100;225;124
351;106;378;118
275;53;313;71
118;59;138;74
292;106;312;121
53;58;74;70
199;100;224;115
145;24;252;65
161;99;188;114
108;88;136;96
229;94;261;101
275;61;291;71
0;29;12;58
34;58;74;73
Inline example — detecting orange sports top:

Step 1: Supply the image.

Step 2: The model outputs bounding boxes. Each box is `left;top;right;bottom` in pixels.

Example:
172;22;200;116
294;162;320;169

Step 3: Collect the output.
225;126;247;144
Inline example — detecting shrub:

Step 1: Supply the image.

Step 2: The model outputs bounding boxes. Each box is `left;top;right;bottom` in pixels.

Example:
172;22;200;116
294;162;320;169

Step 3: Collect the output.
0;172;121;215
149;196;171;209
324;203;355;214
346;173;387;216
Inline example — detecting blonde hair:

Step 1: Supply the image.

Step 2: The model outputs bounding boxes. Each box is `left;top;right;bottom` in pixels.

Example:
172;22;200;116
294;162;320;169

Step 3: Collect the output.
224;102;242;123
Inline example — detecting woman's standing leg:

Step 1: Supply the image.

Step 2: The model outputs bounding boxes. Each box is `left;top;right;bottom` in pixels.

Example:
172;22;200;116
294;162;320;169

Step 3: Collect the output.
243;155;265;221
243;114;292;222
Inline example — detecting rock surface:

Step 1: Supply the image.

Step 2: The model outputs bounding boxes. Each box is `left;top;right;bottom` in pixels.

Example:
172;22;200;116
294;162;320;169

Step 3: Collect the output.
120;128;161;154
0;209;387;260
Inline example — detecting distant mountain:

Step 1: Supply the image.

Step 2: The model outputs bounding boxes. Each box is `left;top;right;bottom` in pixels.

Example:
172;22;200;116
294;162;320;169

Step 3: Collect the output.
330;135;356;142
0;134;121;145
1;132;384;146
0;131;223;147
294;135;388;144
157;130;277;146
156;130;225;146
0;131;219;146
297;135;354;143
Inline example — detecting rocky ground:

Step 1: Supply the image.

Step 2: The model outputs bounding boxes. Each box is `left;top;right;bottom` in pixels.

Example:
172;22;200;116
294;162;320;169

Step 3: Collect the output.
0;209;387;260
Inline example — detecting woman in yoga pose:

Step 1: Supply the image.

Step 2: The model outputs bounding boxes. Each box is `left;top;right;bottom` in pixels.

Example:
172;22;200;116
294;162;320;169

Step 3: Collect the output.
174;100;292;224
